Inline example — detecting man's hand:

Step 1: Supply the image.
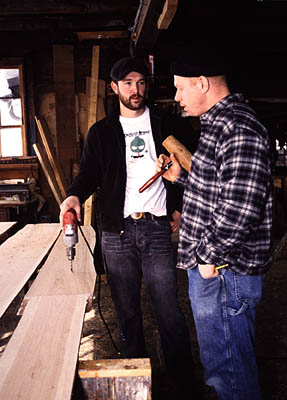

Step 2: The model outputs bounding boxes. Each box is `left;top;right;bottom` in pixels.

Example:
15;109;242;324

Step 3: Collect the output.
59;195;81;228
156;153;181;182
198;264;219;279
170;209;181;233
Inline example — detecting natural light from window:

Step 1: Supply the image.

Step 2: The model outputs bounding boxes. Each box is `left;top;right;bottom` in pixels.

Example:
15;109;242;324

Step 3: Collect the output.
0;68;24;157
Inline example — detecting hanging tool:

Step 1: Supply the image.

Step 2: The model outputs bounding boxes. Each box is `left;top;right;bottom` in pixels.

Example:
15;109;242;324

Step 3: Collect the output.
63;208;78;271
138;161;173;193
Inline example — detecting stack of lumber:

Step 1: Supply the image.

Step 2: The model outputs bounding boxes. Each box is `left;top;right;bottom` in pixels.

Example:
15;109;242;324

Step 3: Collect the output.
0;223;96;400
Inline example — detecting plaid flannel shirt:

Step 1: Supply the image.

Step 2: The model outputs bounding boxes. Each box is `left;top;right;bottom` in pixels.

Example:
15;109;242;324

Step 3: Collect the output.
176;93;273;275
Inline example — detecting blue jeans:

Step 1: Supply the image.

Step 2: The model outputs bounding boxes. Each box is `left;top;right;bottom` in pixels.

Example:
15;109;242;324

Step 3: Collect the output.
102;217;194;384
188;266;264;400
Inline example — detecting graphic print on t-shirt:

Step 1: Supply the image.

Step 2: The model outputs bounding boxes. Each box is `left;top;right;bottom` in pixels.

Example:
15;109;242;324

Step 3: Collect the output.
130;135;145;158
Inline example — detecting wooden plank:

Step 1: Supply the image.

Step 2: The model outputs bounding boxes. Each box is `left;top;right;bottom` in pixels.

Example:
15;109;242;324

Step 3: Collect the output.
157;0;178;29
0;221;17;238
77;31;129;40
35;116;68;199
79;359;151;400
79;359;151;378
0;294;88;400
33;142;64;206
24;225;96;299
53;45;78;184
0;163;39;180
84;195;94;226
0;223;60;318
84;45;100;226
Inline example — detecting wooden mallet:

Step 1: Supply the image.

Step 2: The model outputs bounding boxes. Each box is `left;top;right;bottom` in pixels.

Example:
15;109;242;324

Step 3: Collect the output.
138;135;192;193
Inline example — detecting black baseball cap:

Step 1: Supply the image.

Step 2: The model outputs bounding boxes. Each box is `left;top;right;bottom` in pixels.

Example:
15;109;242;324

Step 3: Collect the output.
110;56;149;81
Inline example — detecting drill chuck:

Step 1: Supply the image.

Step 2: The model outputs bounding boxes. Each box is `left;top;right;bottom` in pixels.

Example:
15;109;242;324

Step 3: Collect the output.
66;246;76;261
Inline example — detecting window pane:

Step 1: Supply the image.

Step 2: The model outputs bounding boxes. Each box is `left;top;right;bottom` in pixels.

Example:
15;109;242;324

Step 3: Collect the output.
0;69;20;98
0;127;23;156
0;98;22;126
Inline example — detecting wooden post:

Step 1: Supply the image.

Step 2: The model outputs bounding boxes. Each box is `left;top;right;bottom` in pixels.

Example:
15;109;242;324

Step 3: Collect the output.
78;359;151;400
53;45;78;185
84;46;100;226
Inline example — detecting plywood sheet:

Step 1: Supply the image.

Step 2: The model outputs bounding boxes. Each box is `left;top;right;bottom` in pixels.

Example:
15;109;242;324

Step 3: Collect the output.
0;221;17;238
0;294;88;400
25;225;96;299
0;223;60;318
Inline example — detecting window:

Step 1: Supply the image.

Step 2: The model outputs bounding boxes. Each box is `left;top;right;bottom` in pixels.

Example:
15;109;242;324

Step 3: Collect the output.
0;65;27;157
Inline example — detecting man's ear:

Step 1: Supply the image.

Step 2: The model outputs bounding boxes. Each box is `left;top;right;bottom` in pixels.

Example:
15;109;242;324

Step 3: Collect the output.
111;80;119;95
198;76;209;93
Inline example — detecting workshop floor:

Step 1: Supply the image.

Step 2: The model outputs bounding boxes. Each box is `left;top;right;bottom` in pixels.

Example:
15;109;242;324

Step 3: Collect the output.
74;210;287;400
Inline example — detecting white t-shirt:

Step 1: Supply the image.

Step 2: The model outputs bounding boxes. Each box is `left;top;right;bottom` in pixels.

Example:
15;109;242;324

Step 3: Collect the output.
119;107;167;218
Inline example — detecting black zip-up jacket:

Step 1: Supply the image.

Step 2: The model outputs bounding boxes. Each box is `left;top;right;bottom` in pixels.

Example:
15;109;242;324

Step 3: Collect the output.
67;106;197;233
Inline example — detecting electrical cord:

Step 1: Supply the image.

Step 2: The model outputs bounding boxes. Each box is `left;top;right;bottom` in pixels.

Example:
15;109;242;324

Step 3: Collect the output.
77;223;121;356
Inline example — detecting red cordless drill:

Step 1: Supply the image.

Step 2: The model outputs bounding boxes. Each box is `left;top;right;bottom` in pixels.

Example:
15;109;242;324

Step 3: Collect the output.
63;209;78;271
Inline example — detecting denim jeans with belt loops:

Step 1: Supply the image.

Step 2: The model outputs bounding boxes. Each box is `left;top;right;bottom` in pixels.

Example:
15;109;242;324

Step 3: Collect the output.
188;266;264;400
101;217;193;381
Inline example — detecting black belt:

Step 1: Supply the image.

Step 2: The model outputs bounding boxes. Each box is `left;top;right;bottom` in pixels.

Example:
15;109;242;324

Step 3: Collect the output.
129;212;168;221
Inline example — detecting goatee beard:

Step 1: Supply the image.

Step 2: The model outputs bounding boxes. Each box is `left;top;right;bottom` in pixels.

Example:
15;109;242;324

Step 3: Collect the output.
119;94;145;111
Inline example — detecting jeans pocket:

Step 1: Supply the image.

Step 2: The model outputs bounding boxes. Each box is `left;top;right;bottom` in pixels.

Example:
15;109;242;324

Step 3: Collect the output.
102;231;132;254
226;271;264;316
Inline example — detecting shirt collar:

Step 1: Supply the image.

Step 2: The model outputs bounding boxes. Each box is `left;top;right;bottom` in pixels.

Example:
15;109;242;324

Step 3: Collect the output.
200;93;244;122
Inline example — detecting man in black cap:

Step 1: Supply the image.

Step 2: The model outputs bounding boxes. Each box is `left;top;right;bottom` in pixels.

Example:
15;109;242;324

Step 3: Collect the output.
60;56;198;396
157;51;273;399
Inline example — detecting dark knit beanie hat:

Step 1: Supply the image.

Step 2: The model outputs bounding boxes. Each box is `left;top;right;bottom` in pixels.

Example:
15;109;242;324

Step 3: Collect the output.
170;47;227;77
110;56;149;81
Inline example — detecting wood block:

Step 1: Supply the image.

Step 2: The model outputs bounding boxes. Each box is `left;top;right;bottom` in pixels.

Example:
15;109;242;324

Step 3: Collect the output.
78;358;151;400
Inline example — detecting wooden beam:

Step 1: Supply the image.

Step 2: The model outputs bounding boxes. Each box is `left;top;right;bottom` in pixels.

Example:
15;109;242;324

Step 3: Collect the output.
84;46;100;226
33;142;64;206
131;0;165;49
35;116;68;199
87;46;100;139
157;0;178;29
77;31;129;41
0;223;60;318
53;45;78;185
0;163;39;180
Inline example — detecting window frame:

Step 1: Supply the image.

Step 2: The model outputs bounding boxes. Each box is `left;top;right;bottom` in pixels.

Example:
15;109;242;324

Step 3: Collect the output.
0;60;27;158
